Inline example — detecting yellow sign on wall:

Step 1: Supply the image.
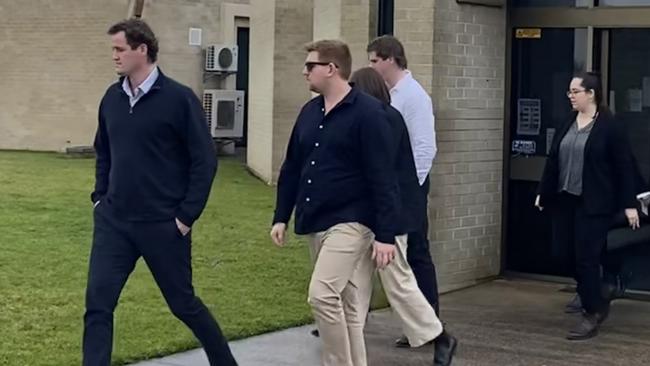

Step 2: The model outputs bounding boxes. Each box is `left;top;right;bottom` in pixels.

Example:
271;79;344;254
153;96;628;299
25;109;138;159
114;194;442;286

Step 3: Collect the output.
515;28;542;39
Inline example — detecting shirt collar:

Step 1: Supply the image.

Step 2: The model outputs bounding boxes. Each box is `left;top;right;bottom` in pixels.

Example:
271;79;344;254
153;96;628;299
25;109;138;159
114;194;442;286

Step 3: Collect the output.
316;85;359;108
390;70;413;94
122;66;159;97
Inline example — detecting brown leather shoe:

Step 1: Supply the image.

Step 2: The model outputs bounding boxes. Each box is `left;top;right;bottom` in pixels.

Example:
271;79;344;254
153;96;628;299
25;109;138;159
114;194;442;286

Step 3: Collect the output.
564;294;583;314
567;313;599;340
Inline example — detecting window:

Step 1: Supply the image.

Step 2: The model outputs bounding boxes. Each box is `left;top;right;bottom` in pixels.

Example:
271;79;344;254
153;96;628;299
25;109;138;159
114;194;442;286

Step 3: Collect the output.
608;29;650;183
377;0;394;36
132;0;144;18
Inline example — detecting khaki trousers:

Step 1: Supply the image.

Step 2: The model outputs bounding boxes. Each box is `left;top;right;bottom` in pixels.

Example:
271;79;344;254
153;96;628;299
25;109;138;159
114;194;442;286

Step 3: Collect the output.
377;234;443;347
308;223;375;366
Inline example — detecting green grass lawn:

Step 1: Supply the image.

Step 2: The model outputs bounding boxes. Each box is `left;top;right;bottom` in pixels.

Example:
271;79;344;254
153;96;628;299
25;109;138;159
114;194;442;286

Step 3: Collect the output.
0;151;314;366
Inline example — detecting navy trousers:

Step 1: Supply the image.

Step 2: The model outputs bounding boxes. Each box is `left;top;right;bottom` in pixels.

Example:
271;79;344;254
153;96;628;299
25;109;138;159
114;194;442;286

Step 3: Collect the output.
552;193;609;314
406;177;440;315
82;202;237;366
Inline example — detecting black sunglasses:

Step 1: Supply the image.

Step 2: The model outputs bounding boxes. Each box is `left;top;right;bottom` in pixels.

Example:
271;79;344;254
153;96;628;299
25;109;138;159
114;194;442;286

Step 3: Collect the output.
305;61;338;72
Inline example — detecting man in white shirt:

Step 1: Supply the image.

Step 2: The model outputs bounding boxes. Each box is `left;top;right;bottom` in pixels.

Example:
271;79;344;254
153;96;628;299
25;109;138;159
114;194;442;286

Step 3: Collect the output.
368;36;455;359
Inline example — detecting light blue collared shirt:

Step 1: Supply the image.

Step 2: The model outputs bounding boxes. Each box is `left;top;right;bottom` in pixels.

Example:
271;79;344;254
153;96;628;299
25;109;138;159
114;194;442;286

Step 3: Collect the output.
122;66;159;107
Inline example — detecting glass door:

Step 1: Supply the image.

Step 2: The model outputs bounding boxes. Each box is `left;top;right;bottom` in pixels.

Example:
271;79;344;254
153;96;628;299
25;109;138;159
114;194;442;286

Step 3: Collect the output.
603;28;650;291
505;5;650;290
506;28;588;277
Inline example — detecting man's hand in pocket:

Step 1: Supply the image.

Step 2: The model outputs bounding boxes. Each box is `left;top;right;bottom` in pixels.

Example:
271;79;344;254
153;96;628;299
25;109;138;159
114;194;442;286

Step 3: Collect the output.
175;218;191;236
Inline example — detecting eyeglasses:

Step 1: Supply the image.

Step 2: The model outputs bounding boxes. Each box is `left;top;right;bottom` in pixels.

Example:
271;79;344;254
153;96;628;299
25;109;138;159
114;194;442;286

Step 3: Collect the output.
305;61;338;72
566;89;587;97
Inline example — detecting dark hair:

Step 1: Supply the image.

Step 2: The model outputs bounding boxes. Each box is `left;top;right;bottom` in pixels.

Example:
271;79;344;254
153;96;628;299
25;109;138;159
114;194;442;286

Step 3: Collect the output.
350;67;391;104
573;71;608;113
108;19;159;63
305;39;352;80
367;35;408;69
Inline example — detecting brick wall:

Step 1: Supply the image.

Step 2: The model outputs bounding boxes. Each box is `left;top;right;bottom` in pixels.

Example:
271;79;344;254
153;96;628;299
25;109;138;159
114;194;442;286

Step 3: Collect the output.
340;0;373;72
432;0;505;111
431;0;506;291
394;0;436;96
247;0;313;183
0;0;128;151
144;0;247;94
247;0;276;181
0;0;248;151
313;0;373;80
271;0;314;183
396;0;507;292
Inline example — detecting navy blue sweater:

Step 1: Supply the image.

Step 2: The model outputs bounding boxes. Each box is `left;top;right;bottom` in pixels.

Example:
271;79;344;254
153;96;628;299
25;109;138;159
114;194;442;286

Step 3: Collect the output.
91;70;217;227
272;87;400;244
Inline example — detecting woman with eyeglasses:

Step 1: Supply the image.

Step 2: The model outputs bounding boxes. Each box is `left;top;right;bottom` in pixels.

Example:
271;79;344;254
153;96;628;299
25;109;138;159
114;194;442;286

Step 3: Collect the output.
535;71;640;340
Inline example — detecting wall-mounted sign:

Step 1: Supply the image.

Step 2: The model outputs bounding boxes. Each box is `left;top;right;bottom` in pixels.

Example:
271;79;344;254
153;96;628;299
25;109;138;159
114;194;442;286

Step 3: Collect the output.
189;28;202;46
517;98;542;136
512;140;537;155
515;28;542;39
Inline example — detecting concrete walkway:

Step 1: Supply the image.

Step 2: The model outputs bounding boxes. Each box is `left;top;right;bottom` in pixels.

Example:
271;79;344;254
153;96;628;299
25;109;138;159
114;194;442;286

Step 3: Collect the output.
129;279;650;366
128;323;320;366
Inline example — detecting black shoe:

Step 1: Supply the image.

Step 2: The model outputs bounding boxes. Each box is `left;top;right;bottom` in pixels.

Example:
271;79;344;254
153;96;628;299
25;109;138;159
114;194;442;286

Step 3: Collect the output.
395;335;410;348
564;294;583;314
567;313;599;340
601;282;617;302
601;275;627;301
433;331;458;366
395;335;435;348
311;329;319;337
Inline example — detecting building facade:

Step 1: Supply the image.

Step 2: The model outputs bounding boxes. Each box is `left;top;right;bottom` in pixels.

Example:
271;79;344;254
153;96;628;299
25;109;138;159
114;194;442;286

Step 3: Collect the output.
247;0;506;292
0;0;249;151
3;0;650;293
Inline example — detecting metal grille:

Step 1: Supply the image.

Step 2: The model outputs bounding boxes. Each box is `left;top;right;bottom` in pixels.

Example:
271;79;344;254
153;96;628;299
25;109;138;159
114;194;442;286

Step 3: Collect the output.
216;100;235;129
218;48;233;68
203;92;213;132
206;46;215;70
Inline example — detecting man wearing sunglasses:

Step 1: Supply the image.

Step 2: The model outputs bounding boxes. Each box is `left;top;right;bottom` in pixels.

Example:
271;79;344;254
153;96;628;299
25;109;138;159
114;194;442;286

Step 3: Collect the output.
270;39;400;366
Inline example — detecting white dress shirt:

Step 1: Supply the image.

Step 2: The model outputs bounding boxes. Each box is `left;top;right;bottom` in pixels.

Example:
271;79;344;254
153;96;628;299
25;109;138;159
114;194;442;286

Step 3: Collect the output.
121;66;159;107
390;70;437;185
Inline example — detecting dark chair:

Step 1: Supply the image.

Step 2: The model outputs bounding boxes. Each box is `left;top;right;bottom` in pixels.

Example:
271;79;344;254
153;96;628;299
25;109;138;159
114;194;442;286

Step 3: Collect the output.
607;210;650;252
601;206;650;299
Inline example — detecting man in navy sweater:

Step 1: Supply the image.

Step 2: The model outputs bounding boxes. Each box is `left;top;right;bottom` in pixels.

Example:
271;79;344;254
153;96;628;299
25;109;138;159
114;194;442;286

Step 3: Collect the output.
82;19;237;366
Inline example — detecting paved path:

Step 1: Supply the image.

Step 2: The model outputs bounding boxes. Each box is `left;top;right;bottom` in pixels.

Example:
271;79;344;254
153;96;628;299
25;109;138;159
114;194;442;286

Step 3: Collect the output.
130;279;650;366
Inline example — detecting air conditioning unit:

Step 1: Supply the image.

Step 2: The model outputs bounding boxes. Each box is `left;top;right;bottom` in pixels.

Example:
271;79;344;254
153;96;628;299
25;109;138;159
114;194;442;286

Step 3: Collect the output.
203;89;245;139
205;44;238;73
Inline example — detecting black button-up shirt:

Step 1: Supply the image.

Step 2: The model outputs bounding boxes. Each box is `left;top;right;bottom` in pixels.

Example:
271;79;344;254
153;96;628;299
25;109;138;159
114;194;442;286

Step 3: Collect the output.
273;87;400;244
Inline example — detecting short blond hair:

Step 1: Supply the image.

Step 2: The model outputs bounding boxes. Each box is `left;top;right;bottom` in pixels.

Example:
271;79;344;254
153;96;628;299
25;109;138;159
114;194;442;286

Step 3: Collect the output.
304;39;352;79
